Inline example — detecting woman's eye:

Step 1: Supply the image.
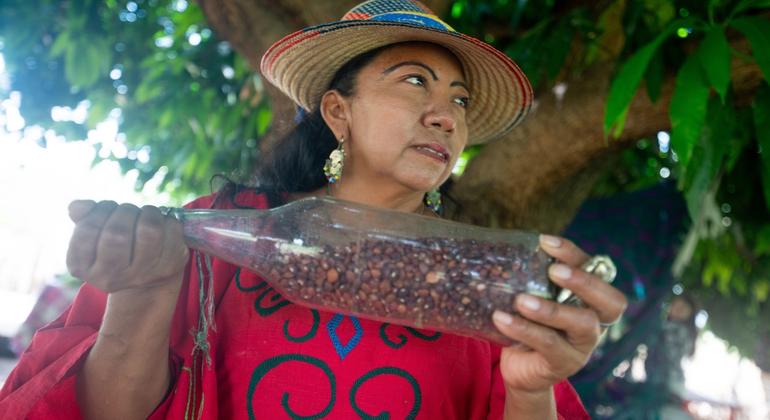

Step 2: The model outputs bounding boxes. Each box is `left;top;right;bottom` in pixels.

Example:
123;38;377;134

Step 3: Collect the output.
454;97;470;108
405;75;426;86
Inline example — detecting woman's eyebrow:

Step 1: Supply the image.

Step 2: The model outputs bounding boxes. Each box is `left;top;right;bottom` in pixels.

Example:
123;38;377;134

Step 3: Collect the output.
451;81;469;92
382;61;469;92
382;61;438;80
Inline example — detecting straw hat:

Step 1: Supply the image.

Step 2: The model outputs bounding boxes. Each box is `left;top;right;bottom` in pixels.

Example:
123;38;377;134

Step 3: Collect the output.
260;0;533;145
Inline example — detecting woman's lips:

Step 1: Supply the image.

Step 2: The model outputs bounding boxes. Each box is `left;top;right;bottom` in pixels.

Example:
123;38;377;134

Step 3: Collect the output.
412;144;449;163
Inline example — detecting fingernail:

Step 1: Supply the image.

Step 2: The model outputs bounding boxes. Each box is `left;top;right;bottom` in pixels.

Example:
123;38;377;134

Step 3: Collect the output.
68;200;96;222
540;234;562;248
519;295;541;311
493;310;513;326
550;264;572;280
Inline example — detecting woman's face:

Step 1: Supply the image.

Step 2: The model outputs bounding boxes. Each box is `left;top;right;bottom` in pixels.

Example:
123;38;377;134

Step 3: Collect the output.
338;42;470;193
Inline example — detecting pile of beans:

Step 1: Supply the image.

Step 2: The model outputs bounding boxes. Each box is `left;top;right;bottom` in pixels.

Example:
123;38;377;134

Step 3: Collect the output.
266;237;553;343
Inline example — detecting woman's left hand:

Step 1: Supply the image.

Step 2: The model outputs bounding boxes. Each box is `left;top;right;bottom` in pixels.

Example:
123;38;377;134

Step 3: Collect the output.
492;234;628;394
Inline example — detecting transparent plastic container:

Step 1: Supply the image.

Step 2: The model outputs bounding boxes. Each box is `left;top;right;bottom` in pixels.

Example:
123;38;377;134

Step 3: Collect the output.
168;196;555;345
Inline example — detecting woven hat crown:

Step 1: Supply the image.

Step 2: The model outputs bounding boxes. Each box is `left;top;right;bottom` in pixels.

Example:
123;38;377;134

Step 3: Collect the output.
342;0;451;30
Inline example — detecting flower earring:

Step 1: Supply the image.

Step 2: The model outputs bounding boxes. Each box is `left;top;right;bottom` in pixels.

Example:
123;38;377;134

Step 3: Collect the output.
324;137;345;184
424;189;442;214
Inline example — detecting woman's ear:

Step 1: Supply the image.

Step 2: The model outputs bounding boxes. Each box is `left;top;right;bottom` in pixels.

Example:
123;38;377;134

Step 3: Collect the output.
319;90;350;140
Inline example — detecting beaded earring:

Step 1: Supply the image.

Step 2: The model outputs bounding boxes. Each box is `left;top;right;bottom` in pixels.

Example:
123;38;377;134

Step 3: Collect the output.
323;137;345;184
424;189;442;214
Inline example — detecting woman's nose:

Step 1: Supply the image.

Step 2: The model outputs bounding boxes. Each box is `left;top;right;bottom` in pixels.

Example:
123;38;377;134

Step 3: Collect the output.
423;105;457;133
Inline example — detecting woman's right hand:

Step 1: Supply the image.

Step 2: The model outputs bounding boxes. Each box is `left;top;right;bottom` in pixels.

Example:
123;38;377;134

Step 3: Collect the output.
66;200;189;294
67;200;188;419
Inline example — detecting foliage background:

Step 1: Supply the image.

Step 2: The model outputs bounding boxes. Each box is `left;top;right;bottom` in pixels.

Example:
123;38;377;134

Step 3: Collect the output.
1;0;769;372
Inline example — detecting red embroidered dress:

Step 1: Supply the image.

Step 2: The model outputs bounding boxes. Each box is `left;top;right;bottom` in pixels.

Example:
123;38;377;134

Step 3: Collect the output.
0;190;589;419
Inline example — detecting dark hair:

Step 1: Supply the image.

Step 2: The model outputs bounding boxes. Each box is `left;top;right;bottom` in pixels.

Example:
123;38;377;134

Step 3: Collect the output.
252;45;391;193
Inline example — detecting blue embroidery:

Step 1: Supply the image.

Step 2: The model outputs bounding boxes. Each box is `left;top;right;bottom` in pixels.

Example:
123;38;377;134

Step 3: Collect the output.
326;314;363;360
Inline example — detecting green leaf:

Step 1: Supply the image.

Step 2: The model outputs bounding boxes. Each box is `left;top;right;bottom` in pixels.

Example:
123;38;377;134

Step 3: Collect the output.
732;0;770;16
670;52;711;169
756;225;770;256
725;108;753;171
504;19;551;89
731;17;770;83
733;273;749;296
753;280;770;302
645;50;664;103
158;109;175;129
643;0;676;28
135;82;164;104
256;106;272;136
543;21;573;81
754;83;770;210
86;101;109;127
604;21;681;137
63;35;110;89
49;32;71;58
611;107;629;139
699;27;731;103
683;97;729;220
708;0;721;23
704;258;732;291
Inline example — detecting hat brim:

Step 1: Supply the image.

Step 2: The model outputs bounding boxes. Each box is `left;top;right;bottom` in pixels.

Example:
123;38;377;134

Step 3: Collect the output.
261;20;533;145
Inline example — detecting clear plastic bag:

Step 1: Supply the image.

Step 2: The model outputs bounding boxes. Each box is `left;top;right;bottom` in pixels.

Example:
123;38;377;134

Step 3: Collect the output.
169;196;554;344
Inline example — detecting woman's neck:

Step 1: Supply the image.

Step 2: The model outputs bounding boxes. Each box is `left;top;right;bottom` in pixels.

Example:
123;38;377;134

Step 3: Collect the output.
332;181;425;213
289;179;430;215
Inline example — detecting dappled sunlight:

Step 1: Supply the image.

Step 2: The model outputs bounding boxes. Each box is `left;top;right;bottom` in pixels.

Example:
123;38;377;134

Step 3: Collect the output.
0;63;172;335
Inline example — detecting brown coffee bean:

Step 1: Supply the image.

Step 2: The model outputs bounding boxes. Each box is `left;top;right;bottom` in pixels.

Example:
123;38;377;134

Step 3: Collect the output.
419;263;429;274
326;269;339;284
361;282;372;294
379;280;392;293
425;271;444;284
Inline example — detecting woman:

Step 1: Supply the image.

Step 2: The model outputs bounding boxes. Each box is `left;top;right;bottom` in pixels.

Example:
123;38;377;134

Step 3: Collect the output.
0;1;627;418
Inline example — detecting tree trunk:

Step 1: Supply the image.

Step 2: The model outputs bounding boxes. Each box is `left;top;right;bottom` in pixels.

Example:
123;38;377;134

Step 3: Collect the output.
197;0;765;233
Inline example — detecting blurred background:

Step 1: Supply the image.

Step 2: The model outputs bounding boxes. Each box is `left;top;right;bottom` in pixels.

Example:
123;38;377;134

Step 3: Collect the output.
1;0;769;418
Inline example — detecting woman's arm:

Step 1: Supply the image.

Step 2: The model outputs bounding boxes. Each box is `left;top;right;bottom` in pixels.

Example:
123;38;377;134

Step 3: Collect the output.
502;387;556;420
66;200;188;420
76;282;181;420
